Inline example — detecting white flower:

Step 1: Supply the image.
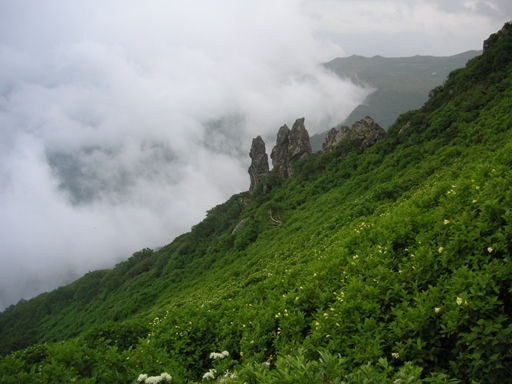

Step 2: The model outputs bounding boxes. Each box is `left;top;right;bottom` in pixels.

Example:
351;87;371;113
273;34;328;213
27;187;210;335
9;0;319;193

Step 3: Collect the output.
488;247;494;253
456;297;463;305
203;369;217;380
224;371;237;379
444;220;450;225
435;307;442;313
160;373;172;382
439;247;444;253
210;351;230;360
138;374;148;382
146;377;162;384
391;353;399;359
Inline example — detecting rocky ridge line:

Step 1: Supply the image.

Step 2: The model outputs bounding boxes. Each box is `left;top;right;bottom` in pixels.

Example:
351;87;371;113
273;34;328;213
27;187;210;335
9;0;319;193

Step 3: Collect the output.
248;116;386;191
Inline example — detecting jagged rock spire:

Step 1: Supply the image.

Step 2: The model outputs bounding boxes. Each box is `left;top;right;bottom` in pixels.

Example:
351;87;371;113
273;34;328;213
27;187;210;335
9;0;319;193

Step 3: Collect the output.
270;124;291;179
248;136;269;193
271;118;312;179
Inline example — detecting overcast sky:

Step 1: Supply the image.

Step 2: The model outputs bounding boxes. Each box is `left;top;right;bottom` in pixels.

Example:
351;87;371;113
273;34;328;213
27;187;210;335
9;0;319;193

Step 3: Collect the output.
0;0;510;311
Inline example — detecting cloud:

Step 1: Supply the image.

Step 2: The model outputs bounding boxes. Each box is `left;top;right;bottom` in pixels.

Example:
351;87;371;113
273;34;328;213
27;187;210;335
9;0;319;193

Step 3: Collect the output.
429;0;512;19
302;0;512;56
0;0;371;309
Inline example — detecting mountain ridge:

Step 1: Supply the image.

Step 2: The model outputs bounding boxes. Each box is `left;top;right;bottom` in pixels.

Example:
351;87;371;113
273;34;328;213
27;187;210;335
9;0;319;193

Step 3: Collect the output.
310;50;482;152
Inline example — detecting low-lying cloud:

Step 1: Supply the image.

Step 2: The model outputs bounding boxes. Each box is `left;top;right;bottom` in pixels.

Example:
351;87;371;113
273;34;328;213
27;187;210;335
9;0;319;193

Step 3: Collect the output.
0;0;371;310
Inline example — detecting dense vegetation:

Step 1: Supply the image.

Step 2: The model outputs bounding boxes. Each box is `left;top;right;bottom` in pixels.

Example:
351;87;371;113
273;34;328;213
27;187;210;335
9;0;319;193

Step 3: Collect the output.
1;23;512;383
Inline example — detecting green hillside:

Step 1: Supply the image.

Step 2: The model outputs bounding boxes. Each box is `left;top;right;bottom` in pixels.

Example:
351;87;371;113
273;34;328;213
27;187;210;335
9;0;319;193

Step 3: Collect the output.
1;23;512;383
310;50;481;152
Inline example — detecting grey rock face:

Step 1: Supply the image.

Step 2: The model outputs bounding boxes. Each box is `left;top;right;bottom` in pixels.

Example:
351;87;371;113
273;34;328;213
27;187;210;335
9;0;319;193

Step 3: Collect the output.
289;118;313;161
322;125;350;152
323;128;338;152
248;136;269;193
270;125;290;179
232;217;249;235
398;121;410;134
348;116;386;151
271;118;312;178
322;116;385;155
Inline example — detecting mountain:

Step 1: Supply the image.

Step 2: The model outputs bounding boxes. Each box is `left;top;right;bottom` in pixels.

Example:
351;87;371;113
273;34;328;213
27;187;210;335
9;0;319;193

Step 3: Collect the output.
310;50;482;152
1;23;512;383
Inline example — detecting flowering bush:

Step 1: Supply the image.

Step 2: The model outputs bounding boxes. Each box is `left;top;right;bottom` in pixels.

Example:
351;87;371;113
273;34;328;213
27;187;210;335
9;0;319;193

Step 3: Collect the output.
137;372;172;383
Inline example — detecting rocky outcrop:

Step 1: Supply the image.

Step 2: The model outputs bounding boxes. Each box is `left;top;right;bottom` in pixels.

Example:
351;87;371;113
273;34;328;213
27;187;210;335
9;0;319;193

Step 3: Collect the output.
248;116;384;190
398;121;410;134
322;126;349;152
484;22;511;52
348;116;386;151
270;125;290;179
248;136;269;193
322;116;385;153
271;118;312;178
288;118;313;161
232;217;249;235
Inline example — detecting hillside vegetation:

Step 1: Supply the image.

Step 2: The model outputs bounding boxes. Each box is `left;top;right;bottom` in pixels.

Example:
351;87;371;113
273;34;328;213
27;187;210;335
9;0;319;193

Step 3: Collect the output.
1;23;512;383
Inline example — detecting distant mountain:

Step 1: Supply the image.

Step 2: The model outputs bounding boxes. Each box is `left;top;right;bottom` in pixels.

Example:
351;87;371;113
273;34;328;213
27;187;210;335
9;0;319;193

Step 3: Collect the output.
310;50;482;152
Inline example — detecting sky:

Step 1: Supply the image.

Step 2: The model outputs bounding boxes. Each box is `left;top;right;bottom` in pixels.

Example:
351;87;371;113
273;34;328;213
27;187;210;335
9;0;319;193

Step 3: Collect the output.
0;0;511;311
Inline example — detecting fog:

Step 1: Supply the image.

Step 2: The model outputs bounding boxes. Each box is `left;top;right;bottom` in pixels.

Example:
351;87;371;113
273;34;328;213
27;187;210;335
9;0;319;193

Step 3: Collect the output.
1;0;511;310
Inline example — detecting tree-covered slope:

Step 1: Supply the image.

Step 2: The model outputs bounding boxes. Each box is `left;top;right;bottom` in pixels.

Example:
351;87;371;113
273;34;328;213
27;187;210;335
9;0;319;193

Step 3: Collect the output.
1;23;512;384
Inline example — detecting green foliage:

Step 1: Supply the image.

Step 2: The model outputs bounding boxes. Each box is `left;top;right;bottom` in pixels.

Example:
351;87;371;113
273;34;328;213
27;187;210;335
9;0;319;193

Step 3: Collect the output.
234;218;260;251
226;350;459;384
2;22;512;384
81;320;150;351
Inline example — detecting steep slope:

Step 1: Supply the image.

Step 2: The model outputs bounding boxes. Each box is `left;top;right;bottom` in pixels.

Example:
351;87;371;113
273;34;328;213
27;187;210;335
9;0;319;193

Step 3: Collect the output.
1;23;512;383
